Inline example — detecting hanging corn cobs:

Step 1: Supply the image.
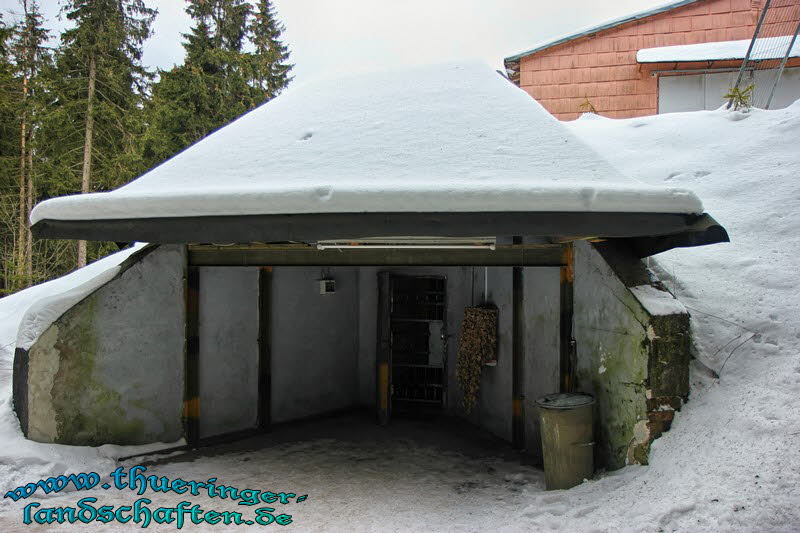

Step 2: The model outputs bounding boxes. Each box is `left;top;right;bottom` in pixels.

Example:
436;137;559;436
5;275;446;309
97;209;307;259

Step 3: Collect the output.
456;306;498;413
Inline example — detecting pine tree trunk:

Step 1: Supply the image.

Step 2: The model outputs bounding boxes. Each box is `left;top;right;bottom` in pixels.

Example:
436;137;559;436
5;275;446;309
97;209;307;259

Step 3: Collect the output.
26;129;34;284
17;74;28;288
77;53;97;269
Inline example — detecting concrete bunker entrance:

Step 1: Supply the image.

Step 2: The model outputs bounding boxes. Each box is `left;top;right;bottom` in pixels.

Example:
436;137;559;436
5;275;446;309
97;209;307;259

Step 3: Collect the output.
188;256;565;462
13;240;693;473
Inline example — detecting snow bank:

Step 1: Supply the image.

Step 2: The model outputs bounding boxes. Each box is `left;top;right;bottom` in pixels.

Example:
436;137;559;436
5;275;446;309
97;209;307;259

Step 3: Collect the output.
31;62;702;224
521;101;800;531
638;35;800;63
0;244;182;503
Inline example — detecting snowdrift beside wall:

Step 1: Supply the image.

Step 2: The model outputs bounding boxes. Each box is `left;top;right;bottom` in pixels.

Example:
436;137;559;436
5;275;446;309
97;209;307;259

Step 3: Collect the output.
13;245;186;446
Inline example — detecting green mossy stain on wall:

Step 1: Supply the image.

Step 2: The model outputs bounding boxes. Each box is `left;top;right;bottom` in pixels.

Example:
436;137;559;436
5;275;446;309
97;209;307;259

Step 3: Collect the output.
649;314;691;398
49;296;145;446
574;288;649;471
573;242;693;471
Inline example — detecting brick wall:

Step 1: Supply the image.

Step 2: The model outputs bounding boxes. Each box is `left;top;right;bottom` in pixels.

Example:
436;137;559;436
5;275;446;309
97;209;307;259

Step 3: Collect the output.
516;0;767;120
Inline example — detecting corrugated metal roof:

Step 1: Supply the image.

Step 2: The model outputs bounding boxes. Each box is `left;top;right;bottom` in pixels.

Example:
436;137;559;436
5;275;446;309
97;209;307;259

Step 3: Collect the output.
504;0;704;63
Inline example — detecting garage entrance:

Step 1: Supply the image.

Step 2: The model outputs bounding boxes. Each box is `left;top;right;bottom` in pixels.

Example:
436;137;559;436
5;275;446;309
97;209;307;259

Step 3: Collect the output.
184;242;569;455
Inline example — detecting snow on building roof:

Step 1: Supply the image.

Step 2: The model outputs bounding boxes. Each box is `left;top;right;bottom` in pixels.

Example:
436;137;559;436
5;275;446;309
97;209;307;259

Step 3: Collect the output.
31;62;701;230
638;35;800;63
504;0;701;63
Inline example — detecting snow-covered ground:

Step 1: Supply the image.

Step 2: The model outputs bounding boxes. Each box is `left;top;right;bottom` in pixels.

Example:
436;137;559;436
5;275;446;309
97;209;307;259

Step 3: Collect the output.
0;414;548;532
1;101;799;532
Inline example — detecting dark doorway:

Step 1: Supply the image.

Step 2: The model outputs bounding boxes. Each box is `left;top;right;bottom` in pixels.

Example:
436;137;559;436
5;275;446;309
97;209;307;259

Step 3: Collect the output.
383;274;447;416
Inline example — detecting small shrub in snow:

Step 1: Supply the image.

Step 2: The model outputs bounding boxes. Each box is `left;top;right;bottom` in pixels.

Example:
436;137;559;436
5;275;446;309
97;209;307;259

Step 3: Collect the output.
724;84;755;111
579;96;597;114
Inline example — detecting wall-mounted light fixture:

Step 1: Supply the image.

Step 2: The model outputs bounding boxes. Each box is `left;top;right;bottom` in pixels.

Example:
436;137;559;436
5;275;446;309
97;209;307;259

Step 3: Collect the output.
316;237;496;250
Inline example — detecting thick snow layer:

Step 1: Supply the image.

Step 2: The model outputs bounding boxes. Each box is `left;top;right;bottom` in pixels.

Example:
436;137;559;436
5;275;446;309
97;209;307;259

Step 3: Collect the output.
630;284;687;316
16;262;129;351
0;244;182;501
638;35;800;63
2;244;144;354
30;63;702;224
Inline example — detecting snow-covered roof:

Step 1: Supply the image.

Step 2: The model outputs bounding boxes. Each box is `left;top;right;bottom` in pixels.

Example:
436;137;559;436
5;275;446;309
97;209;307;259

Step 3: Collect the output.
32;63;700;227
638;35;800;63
29;62;729;252
504;0;701;63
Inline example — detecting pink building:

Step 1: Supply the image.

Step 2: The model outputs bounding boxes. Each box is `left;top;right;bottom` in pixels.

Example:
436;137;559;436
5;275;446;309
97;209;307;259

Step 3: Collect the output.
505;0;800;120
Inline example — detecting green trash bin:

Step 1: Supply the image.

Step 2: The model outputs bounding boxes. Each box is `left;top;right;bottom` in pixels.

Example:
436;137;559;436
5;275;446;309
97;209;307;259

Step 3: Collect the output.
536;393;595;490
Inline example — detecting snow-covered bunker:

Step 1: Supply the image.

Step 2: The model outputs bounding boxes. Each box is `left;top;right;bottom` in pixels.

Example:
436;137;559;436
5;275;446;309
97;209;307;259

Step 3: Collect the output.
15;63;728;470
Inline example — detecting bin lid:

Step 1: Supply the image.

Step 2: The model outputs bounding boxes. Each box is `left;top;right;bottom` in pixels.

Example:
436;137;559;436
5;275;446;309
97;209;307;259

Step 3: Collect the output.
536;393;594;409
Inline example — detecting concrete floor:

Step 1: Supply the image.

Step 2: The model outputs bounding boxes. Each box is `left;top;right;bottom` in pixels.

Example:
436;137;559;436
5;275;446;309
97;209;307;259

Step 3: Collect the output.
0;411;545;532
153;410;534;467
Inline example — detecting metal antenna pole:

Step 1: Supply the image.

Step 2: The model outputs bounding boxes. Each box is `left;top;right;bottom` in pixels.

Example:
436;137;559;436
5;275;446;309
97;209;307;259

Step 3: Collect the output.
728;0;772;109
765;21;800;110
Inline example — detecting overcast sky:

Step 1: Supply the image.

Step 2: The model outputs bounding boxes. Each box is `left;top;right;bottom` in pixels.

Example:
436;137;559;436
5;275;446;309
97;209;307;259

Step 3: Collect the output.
1;0;668;82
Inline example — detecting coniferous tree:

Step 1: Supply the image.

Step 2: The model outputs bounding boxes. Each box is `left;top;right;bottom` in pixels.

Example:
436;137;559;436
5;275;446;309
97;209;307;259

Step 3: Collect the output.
48;0;156;268
11;0;49;287
0;13;17;294
0;2;51;293
0;0;293;295
143;0;292;168
249;0;292;99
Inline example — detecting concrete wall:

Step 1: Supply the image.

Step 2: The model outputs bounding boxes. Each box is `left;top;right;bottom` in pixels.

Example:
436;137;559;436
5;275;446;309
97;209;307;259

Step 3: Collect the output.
573;242;651;469
465;268;513;441
17;245;186;446
511;0;772;120
271;267;360;423
198;267;259;438
357;269;378;408
573;241;691;469
468;267;561;454
522;268;561;460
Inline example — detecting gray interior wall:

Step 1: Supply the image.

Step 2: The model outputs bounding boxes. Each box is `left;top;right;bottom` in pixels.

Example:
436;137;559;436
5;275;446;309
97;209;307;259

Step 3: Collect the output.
21;244;186;445
271;267;360;423
522;267;561;460
463;267;513;441
357;267;378;407
198;267;259;438
463;267;561;447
